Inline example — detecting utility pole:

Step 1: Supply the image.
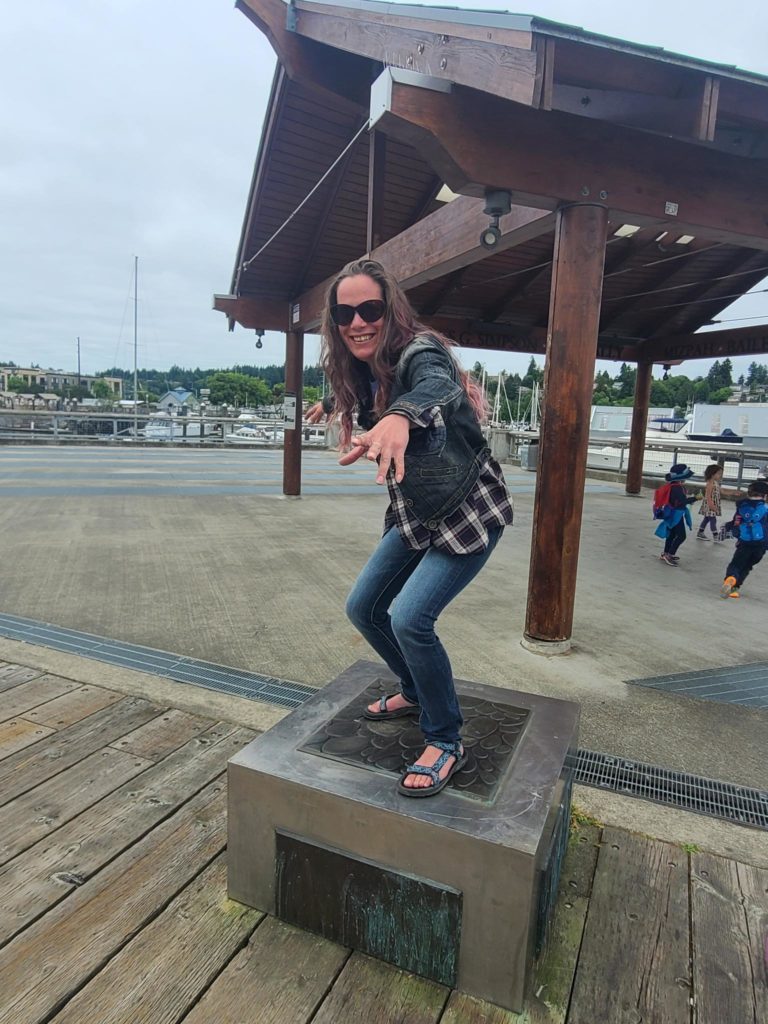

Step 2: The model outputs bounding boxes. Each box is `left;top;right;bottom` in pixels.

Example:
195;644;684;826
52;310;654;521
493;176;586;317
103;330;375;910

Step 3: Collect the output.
133;256;138;440
77;336;81;387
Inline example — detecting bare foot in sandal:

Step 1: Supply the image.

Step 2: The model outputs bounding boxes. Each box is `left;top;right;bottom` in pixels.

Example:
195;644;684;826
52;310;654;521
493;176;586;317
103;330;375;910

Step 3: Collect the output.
399;741;466;797
363;692;419;720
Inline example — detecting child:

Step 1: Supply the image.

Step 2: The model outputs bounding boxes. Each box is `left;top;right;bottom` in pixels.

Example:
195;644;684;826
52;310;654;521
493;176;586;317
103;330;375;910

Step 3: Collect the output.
697;464;723;541
720;479;768;598
655;463;697;566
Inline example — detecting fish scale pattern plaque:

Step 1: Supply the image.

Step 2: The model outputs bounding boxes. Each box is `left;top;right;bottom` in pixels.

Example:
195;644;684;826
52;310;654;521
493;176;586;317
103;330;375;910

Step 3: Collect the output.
300;678;530;802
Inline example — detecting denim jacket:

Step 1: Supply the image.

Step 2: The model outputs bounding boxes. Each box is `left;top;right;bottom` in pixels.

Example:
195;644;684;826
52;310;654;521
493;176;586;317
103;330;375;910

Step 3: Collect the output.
375;336;490;528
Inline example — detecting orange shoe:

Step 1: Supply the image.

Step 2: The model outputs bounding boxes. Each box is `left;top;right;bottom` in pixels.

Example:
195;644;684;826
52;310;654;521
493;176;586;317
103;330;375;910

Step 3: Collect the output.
720;576;737;598
728;588;740;599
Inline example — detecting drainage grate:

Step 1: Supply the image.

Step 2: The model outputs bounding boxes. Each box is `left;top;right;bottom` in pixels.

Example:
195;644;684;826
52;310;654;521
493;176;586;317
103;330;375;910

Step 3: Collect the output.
627;662;768;710
568;749;768;831
0;612;316;709
0;612;765;830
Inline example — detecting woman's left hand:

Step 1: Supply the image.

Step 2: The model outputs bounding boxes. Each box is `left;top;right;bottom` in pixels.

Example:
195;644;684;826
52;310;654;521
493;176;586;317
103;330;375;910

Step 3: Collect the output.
338;414;411;485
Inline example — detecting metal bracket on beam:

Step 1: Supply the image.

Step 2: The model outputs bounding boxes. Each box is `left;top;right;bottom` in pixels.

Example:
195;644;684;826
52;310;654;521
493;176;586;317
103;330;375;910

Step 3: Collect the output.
370;66;452;129
286;0;297;32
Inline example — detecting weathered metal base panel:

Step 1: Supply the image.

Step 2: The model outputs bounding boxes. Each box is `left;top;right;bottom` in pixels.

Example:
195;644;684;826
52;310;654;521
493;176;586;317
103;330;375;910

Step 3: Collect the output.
227;660;579;1013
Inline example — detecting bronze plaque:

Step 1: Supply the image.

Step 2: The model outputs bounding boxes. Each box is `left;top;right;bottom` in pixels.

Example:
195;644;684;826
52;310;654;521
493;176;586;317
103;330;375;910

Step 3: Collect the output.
299;677;529;802
275;831;462;986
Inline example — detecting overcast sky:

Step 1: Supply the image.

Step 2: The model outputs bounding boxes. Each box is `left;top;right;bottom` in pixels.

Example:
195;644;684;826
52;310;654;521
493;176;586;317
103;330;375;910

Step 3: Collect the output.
2;0;766;383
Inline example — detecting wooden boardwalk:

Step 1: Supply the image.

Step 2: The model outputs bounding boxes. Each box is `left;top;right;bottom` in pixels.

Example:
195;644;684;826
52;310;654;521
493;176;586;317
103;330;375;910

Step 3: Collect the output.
0;659;765;1024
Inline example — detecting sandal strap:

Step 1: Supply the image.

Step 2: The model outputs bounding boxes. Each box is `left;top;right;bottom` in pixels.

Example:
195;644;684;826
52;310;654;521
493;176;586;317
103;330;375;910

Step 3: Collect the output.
403;743;463;787
431;740;463;756
402;762;440;785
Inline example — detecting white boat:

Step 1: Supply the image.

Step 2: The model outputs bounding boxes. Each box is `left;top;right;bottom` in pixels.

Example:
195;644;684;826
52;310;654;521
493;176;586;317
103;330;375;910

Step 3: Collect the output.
225;423;285;445
143;412;202;441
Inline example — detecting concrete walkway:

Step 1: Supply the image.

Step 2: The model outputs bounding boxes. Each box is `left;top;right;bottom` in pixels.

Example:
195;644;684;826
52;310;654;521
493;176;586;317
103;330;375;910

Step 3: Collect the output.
0;444;765;866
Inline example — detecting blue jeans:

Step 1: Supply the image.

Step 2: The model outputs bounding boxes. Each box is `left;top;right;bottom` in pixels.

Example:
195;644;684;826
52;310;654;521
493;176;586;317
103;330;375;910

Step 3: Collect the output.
345;525;503;744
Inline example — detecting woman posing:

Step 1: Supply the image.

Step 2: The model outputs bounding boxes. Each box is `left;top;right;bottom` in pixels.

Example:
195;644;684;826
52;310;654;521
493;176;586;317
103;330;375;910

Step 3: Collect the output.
311;259;513;798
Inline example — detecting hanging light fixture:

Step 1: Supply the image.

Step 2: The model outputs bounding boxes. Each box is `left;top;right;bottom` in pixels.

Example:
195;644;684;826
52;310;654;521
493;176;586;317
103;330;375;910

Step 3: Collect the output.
480;189;512;250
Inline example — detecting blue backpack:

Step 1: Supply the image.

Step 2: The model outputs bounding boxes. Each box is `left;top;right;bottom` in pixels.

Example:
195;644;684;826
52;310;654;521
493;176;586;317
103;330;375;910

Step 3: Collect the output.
736;500;767;542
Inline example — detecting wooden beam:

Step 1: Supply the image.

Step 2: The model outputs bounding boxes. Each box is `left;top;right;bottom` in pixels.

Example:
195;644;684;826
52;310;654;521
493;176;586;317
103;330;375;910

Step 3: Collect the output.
695;76;720;143
372;75;768;250
213;295;287;332
637;324;768;364
366;130;387;252
236;0;370;112
525;204;608;645
420;316;636;362
291;2;538;105
480;263;552;323
532;35;554;110
291;196;554;330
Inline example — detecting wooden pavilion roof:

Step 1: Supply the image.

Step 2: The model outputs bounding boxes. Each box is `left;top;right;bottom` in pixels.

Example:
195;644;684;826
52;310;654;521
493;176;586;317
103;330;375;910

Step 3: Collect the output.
218;0;768;365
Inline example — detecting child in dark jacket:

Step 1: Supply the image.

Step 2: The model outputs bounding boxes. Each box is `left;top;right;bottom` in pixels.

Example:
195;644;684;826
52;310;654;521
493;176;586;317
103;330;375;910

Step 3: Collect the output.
655;463;697;566
720;479;768;598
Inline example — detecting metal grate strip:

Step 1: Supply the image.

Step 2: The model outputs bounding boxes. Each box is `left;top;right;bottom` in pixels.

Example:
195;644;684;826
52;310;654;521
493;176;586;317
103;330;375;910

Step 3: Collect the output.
627;662;768;709
0;612;765;829
0;612;315;710
567;750;768;831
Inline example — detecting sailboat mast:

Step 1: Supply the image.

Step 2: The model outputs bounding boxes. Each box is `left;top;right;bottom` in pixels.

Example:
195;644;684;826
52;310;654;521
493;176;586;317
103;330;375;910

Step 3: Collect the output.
133;256;138;439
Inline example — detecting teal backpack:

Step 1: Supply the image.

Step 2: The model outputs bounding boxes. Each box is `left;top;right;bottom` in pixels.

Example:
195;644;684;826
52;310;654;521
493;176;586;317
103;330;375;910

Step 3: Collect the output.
736;500;767;542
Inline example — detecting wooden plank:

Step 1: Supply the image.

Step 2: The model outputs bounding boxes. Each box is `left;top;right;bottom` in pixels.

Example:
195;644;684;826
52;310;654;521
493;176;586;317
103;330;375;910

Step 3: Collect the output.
441;993;521;1023
0;674;80;724
568;827;690;1024
181;916;349;1024
294;8;538;106
49;856;261;1024
0;696;164;806
311;952;447;1024
0;718;55;760
691;851;767;1024
0;723;252;947
0;777;228;1024
108;707;212;761
0;747;153;866
0;664;43;692
21;684;122;729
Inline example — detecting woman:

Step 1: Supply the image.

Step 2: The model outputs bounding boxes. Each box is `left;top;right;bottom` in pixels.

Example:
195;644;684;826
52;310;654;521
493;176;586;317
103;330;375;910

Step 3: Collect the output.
312;258;513;798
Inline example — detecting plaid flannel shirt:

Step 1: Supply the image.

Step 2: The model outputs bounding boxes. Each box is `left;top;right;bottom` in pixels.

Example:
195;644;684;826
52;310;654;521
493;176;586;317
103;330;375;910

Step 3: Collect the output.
383;408;514;554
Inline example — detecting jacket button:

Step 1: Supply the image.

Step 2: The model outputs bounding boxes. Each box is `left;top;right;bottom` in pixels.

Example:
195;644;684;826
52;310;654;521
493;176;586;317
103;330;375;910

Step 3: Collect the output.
405;499;413;507
427;520;438;529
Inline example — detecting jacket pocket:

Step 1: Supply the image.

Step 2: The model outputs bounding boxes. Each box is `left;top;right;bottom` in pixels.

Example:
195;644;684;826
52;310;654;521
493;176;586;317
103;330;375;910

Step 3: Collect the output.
406;421;447;457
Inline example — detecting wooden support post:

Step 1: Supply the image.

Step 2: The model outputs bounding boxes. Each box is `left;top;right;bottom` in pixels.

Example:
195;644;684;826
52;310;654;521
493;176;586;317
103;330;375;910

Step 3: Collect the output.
626;361;653;495
283;330;304;496
524;203;608;647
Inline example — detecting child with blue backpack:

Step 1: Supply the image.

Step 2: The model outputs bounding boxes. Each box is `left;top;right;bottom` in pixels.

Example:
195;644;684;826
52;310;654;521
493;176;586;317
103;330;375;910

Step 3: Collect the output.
654;463;697;566
720;479;768;598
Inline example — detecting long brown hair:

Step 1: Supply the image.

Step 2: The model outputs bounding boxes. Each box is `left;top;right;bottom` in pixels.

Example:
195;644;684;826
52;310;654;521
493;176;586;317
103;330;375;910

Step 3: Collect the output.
320;259;485;445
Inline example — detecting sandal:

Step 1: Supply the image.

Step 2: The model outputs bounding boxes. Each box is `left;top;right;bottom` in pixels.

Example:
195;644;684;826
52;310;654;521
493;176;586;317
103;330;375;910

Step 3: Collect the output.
363;693;420;721
397;741;467;798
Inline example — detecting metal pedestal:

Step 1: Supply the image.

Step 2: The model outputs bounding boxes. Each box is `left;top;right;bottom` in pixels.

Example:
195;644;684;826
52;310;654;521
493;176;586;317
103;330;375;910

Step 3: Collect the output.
228;660;579;1012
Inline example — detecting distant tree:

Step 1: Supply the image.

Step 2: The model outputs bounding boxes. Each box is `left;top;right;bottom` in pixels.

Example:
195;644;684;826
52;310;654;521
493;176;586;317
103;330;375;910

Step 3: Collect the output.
204;371;271;407
710;386;734;405
91;378;113;400
614;363;637;400
6;375;26;392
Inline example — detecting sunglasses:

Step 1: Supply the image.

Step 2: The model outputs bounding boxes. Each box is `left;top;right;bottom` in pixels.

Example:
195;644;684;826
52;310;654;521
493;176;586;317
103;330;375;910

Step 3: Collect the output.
329;299;386;327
